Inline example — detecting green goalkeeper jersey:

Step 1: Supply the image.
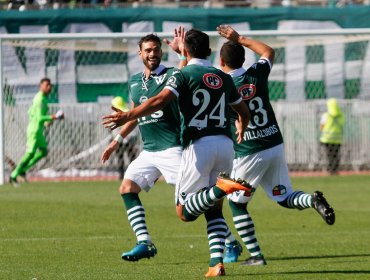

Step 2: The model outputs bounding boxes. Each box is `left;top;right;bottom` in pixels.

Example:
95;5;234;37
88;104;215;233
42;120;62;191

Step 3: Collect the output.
229;58;283;158
164;59;242;147
129;65;181;152
27;91;53;136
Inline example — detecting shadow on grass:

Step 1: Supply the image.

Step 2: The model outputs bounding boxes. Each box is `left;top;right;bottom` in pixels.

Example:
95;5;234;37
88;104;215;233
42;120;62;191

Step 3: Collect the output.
245;270;370;276
228;253;370;277
269;253;370;261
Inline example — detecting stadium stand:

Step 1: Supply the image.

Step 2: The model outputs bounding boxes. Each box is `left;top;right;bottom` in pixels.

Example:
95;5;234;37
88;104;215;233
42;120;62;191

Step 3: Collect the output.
3;0;368;10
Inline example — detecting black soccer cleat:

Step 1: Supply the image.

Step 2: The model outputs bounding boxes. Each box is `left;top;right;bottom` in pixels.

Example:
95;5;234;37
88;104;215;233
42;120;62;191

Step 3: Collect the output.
312;191;335;225
240;254;267;266
9;176;19;188
19;172;28;183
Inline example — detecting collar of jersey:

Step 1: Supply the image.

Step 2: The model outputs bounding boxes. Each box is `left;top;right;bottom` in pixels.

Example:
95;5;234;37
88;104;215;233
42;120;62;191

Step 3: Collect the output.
187;58;213;67
150;64;166;76
228;67;247;78
141;64;166;80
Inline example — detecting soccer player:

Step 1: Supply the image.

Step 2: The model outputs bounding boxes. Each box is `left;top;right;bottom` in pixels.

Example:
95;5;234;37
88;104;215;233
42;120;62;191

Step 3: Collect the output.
216;25;336;266
102;28;252;277
9;78;64;187
101;32;185;262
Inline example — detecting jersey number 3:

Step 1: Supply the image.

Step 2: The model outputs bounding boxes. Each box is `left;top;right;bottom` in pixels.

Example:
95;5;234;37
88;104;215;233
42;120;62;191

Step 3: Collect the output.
248;96;268;129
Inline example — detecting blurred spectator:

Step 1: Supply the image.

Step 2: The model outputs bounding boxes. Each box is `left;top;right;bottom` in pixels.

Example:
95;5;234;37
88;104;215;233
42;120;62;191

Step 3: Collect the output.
7;0;29;10
319;98;345;175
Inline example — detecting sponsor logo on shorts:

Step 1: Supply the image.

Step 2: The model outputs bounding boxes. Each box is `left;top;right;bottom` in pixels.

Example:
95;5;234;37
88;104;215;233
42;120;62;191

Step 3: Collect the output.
203;73;223;89
272;185;286;196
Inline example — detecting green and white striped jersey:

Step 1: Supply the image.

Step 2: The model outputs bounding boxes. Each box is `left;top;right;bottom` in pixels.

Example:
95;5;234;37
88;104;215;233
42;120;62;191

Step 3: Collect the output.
129;65;181;151
165;59;242;147
230;58;283;158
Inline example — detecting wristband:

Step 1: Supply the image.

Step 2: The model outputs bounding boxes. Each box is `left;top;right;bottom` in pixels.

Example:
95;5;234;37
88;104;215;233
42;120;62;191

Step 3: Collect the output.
177;54;186;61
114;134;124;144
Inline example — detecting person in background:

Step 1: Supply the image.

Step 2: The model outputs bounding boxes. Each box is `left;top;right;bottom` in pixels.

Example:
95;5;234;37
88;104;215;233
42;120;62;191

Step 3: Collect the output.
320;98;345;175
9;78;64;187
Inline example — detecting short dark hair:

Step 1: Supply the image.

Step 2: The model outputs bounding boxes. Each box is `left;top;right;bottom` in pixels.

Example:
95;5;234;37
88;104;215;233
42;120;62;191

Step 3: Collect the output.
220;41;245;69
40;77;51;84
185;29;210;59
138;34;162;50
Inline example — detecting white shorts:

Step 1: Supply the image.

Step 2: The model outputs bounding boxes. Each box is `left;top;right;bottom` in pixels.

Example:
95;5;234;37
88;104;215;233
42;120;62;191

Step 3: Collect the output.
175;135;234;205
124;146;183;192
228;143;293;204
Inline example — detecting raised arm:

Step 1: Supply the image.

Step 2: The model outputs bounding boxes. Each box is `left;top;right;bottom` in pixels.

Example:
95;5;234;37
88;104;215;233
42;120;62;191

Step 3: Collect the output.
217;25;275;64
102;89;176;130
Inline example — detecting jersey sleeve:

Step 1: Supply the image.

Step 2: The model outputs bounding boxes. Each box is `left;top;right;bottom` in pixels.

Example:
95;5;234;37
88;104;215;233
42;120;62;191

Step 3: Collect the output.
164;69;185;98
254;57;272;81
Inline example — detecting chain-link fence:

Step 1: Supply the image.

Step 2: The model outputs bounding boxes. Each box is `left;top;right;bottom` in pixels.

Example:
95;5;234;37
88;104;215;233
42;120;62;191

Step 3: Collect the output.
1;30;370;182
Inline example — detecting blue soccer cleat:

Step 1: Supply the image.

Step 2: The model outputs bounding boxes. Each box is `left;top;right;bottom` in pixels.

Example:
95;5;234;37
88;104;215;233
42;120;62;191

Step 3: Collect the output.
223;240;243;263
121;242;157;262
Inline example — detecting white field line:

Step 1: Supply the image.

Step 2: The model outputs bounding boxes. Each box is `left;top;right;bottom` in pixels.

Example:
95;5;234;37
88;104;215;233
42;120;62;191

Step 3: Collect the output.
1;231;369;243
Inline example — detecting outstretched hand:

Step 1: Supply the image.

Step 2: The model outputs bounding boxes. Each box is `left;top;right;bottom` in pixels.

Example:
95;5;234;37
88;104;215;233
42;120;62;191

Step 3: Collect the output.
163;26;186;54
216;25;240;43
102;106;129;130
101;140;119;163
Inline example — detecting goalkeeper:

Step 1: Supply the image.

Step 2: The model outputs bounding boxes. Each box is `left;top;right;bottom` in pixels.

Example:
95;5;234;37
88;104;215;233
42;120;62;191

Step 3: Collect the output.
9;78;64;186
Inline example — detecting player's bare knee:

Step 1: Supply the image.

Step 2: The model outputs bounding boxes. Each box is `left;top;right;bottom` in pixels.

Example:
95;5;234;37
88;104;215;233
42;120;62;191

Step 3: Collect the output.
119;179;141;194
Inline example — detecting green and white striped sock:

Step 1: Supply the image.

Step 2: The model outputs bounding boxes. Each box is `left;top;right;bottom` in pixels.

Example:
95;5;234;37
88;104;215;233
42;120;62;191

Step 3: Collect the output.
206;211;227;267
229;200;262;257
286;191;312;209
183;187;226;221
122;193;151;243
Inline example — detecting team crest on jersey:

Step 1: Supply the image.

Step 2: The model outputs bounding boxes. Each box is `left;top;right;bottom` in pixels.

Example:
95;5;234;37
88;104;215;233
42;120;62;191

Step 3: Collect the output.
238;84;256;100
139;96;148;104
272;185;286;196
203;73;223;89
166;76;177;88
154;74;167;85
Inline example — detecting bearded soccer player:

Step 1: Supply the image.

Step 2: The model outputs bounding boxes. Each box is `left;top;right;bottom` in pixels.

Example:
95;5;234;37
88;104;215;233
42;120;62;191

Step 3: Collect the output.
10;78;64;187
101;32;186;262
217;25;335;266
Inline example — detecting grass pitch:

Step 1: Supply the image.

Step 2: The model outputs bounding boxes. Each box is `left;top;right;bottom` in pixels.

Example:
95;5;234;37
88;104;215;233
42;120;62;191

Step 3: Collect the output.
1;175;370;280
